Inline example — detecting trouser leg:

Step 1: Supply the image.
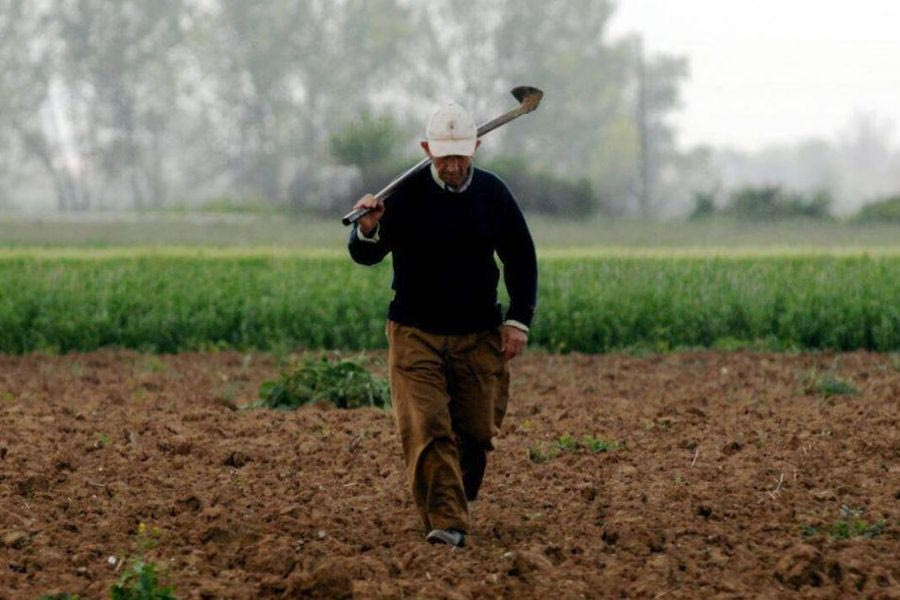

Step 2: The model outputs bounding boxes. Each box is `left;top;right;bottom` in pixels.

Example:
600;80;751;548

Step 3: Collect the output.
386;321;468;532
446;327;509;502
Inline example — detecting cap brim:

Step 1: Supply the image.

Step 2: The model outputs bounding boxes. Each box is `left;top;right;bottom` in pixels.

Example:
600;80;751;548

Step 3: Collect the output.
428;137;477;158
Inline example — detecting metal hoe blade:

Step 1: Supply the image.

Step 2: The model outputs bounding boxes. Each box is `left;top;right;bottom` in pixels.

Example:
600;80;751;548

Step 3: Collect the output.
511;86;543;111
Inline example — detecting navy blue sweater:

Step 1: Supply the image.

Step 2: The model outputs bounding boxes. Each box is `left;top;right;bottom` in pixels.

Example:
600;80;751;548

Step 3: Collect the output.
348;166;537;335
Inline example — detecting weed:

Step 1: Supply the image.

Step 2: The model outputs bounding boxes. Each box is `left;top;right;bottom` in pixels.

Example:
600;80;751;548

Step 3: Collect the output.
527;445;558;464
530;434;620;463
97;433;112;448
553;434;579;451
803;369;859;398
110;560;175;600
107;523;173;599
257;355;390;410
581;435;620;452
803;506;887;540
140;357;167;374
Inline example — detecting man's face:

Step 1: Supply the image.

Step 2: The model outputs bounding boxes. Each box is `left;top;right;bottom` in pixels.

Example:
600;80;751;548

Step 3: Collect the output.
421;140;481;189
432;154;472;188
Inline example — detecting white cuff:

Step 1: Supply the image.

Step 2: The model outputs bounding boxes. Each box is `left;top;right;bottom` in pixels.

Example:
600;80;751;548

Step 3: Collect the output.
356;223;380;243
503;319;529;333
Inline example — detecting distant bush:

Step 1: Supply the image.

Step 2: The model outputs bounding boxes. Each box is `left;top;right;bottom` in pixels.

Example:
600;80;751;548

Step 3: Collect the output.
688;191;717;220
295;112;412;216
483;156;600;218
854;194;900;223
725;186;832;221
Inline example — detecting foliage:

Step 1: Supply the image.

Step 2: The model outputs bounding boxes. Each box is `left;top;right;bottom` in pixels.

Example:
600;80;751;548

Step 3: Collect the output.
529;434;620;462
484;156;601;217
1;1;694;216
109;522;175;600
258;355;390;410
688;191;717;221
803;371;859;398
320;113;412;215
110;561;176;600
329;113;405;170
721;186;833;221
854;194;900;224
0;253;898;354
804;506;886;540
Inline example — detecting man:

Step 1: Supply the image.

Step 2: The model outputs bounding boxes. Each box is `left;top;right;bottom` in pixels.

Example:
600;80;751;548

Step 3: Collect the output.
347;102;537;548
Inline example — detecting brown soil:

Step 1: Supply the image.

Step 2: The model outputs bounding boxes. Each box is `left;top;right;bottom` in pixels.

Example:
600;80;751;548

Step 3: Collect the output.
1;350;898;599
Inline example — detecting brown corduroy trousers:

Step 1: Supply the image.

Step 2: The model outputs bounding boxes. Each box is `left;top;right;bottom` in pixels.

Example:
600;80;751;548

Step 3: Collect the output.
386;320;510;533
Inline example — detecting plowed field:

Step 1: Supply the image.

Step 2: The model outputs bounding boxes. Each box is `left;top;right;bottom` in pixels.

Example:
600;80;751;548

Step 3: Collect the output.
1;350;898;599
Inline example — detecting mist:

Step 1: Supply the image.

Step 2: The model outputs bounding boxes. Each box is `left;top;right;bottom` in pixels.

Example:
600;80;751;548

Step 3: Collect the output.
1;0;898;220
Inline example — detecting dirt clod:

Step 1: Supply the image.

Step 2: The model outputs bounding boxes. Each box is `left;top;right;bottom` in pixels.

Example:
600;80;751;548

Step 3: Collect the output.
224;450;251;468
775;544;825;590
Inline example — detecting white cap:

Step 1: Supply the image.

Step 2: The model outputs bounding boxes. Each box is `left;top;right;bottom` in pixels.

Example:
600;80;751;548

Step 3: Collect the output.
425;103;477;157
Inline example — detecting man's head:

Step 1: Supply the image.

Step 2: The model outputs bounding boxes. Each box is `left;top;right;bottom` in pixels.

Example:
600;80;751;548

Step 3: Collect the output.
421;103;481;189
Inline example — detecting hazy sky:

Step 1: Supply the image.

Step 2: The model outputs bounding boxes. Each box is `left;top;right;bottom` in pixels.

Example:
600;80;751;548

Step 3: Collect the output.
608;0;900;151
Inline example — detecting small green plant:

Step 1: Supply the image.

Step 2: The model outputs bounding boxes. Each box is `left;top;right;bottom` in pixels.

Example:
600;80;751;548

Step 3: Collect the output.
803;370;858;398
553;434;619;453
553;434;580;451
530;434;620;462
40;594;81;600
580;435;620;452
109;523;174;599
257;355;390;410
815;374;859;398
803;506;886;540
527;445;558;464
110;560;175;600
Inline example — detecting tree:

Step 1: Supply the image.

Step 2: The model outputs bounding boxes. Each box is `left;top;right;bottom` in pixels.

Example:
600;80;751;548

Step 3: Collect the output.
49;0;188;209
194;0;419;207
0;0;72;210
415;0;689;216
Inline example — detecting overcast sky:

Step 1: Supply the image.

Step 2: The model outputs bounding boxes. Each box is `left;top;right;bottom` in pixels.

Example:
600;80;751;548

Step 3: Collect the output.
608;0;900;151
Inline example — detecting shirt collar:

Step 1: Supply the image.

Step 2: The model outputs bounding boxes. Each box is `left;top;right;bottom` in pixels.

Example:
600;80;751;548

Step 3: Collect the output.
430;163;474;193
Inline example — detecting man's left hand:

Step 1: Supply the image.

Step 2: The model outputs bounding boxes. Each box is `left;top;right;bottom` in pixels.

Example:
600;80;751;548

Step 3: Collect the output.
501;325;528;361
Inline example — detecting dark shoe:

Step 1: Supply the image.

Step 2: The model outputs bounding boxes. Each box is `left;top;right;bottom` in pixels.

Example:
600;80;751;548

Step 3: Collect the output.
426;528;466;548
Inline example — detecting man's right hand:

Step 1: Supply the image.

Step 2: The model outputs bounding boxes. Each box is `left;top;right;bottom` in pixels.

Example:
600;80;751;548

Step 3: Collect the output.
353;193;384;236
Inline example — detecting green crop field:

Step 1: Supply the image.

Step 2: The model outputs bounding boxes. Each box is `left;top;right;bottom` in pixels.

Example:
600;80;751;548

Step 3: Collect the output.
1;249;897;354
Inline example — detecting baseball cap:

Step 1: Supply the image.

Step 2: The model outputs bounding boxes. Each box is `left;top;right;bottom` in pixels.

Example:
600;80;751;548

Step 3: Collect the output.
426;103;478;157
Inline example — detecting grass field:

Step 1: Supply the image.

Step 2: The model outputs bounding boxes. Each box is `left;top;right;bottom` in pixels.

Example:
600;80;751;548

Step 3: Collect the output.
2;214;898;354
1;250;897;354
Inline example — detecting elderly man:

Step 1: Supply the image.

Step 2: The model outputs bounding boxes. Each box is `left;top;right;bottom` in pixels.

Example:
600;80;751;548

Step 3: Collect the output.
348;102;538;548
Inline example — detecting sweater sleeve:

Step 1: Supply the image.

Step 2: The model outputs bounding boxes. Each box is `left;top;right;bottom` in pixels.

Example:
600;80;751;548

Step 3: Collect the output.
348;221;391;265
495;186;538;328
